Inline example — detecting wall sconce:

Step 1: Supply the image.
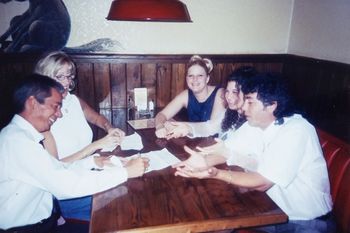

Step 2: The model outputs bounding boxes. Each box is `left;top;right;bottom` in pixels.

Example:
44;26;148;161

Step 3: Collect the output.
106;0;192;22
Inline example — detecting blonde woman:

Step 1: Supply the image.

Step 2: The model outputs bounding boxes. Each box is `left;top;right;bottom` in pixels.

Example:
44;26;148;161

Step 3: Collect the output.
34;51;125;221
155;55;225;138
34;51;125;163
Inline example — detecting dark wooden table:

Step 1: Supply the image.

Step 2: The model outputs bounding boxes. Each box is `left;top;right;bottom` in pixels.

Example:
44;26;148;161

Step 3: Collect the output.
89;127;287;233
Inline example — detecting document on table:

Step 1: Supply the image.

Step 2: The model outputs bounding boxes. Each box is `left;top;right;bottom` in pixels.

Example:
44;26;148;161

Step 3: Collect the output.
101;132;143;152
109;148;180;173
142;148;181;173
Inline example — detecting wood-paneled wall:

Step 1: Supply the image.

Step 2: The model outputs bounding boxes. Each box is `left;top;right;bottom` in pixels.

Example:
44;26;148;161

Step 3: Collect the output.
0;54;349;142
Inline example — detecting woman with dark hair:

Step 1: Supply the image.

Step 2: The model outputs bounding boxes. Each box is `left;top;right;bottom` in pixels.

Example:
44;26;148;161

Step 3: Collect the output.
162;66;257;139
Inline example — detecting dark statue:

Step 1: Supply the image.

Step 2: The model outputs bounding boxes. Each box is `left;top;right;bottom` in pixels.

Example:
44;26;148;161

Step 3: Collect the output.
0;0;122;53
0;0;71;53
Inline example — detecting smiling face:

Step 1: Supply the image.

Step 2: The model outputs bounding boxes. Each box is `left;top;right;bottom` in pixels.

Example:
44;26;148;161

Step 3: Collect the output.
225;81;244;112
241;92;276;129
186;64;209;94
31;88;63;132
54;63;75;97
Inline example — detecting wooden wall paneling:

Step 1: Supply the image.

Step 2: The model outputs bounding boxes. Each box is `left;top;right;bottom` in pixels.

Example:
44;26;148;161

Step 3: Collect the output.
0;62;29;128
282;56;350;142
211;63;237;87
75;63;99;139
110;63;127;108
110;63;128;132
126;63;142;102
0;53;348;142
171;63;186;99
93;63;112;139
253;63;283;73
156;63;172;108
141;63;157;107
94;63;111;109
76;63;95;108
210;63;223;87
112;108;127;132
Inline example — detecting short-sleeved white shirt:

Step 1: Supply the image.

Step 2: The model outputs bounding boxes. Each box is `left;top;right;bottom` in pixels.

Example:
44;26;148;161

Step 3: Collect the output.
51;93;93;159
225;114;332;220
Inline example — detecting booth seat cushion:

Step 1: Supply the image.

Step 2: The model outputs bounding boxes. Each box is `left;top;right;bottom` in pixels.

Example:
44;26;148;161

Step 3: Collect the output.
317;129;350;233
236;129;350;233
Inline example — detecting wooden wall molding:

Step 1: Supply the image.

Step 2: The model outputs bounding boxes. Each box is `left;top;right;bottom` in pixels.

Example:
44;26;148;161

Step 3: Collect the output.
0;53;348;141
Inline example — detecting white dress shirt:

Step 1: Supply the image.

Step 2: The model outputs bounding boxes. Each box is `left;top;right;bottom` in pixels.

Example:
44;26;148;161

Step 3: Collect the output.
0;115;128;229
225;114;332;220
51;93;93;159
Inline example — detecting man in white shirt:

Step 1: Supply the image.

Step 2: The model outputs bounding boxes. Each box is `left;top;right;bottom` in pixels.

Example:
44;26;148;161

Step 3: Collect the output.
174;73;335;233
0;74;148;232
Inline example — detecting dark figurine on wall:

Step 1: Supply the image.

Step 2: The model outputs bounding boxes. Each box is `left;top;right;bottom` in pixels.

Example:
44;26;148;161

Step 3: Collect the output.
0;0;71;53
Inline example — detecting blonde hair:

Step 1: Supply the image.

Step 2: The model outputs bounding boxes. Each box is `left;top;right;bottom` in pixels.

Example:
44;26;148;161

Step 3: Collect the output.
34;51;76;79
34;51;76;91
187;55;213;75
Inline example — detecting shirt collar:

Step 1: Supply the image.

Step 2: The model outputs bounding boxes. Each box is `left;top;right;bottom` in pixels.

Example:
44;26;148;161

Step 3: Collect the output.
13;114;44;144
261;114;299;145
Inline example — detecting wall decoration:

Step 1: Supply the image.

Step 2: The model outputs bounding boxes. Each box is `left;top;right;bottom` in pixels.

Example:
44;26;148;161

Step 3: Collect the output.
0;0;121;53
0;0;70;53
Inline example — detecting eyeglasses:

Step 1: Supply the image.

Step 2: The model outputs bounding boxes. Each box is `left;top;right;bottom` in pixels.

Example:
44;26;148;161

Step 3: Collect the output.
55;74;75;81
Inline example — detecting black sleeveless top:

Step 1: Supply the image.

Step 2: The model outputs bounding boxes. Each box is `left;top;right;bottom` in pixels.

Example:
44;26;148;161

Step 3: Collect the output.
187;86;220;122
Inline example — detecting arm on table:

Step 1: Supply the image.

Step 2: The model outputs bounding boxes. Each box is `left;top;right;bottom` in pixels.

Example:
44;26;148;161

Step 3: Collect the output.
155;90;188;138
79;97;125;138
174;145;273;192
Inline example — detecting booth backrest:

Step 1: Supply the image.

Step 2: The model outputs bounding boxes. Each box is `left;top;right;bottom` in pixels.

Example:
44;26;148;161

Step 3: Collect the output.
317;129;350;233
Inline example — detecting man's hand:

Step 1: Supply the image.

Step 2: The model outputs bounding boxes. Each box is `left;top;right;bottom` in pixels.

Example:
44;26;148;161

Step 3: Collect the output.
94;155;114;168
196;138;230;158
175;166;218;179
125;157;150;178
172;146;208;171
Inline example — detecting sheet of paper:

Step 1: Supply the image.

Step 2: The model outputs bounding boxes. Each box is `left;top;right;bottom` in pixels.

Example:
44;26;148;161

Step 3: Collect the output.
120;132;143;150
128;148;181;173
134;87;148;111
101;132;143;152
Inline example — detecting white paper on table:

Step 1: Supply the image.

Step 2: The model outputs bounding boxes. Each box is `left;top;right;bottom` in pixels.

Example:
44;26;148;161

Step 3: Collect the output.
120;132;143;150
101;132;143;152
109;155;124;168
128;148;180;173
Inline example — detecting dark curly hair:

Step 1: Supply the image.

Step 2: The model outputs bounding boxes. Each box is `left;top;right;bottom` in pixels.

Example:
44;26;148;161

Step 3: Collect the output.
221;66;257;132
241;72;298;125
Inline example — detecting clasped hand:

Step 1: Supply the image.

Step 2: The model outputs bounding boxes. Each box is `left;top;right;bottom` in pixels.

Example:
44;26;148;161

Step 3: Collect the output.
96;128;125;150
155;121;191;139
94;155;149;178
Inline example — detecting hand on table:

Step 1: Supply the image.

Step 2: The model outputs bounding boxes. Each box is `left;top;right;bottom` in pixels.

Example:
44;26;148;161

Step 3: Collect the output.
172;146;208;171
196;138;229;157
175;166;218;179
125;156;150;178
164;121;192;139
94;132;122;150
108;127;125;140
93;155;114;168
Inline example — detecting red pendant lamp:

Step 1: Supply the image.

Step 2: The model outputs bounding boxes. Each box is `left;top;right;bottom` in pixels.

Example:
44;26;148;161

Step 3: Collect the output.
106;0;192;22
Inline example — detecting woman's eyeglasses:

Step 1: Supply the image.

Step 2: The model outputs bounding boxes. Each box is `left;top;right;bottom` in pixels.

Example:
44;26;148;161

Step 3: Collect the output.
55;74;75;81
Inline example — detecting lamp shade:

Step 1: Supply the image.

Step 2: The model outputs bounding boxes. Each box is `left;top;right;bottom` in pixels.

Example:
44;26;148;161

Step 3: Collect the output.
106;0;192;22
